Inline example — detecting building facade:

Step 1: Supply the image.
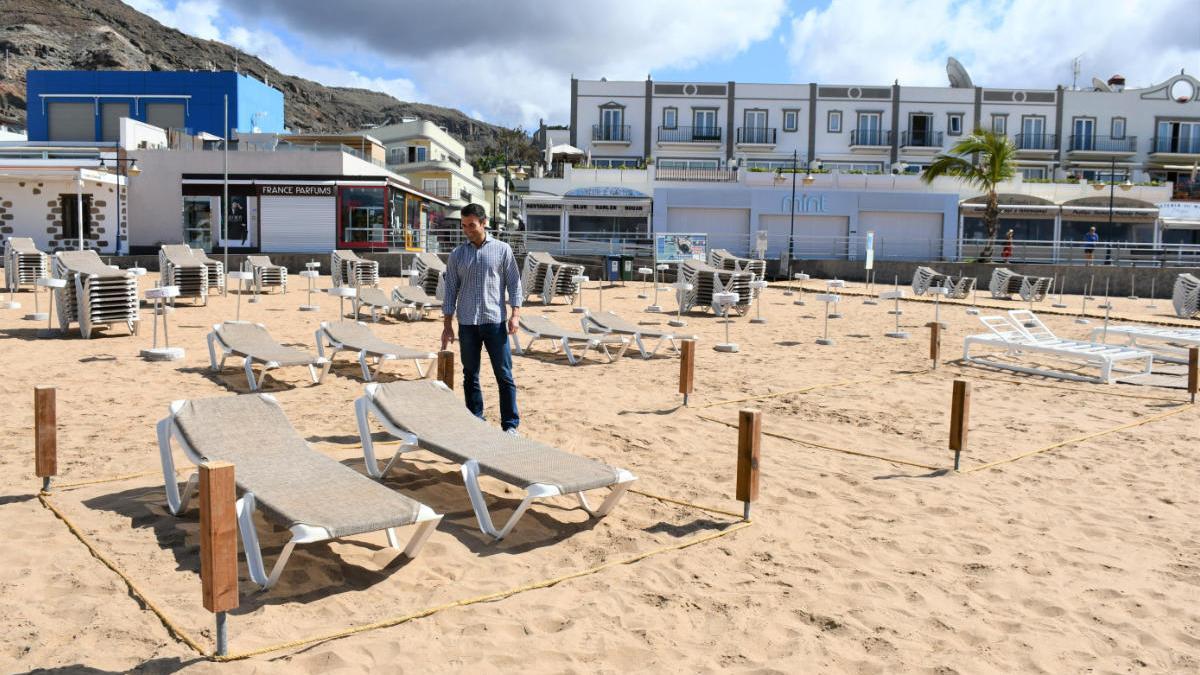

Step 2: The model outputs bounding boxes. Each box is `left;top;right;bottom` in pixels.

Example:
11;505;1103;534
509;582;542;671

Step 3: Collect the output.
368;119;485;222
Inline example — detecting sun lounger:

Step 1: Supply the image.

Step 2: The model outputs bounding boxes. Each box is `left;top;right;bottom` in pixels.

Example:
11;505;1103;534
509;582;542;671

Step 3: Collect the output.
331;250;379;288
709;249;766;298
912;266;976;299
412;252;445;299
988;267;1051;302
581;310;697;358
1172;273;1200;319
521;252;584;305
678;259;753;315
963;310;1153;383
355;380;636;539
159;244;208;304
4;237;49;291
355;285;400;322
316;320;436;380
1090;324;1200;364
513;314;629;365
391;285;442;320
157;393;441;589
206;321;330;390
190;249;225;294
244;255;287;294
52;250;138;338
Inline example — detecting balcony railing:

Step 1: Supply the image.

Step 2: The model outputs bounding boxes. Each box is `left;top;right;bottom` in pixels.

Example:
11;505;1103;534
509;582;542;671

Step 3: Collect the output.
592;124;631;142
655;166;739;182
1015;133;1057;150
736;127;777;144
900;130;943;147
850;129;891;146
1068;135;1138;152
658;125;723;143
1151;136;1200;154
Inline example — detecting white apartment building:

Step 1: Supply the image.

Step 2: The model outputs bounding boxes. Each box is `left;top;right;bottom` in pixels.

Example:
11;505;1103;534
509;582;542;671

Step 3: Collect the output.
570;70;1200;185
368;119;486;222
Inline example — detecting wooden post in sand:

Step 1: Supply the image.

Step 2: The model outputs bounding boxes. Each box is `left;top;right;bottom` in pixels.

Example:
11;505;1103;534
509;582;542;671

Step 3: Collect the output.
679;339;696;406
437;350;455;390
199;461;238;656
949;380;971;471
736;409;761;521
34;386;56;493
927;322;941;369
1189;347;1198;405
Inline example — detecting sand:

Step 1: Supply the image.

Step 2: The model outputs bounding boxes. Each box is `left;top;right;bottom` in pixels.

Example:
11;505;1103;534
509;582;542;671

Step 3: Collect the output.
1;270;1199;673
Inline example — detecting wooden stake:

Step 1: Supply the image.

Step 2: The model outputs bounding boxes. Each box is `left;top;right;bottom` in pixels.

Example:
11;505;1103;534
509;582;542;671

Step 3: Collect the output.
34;386;56;492
437;350;455;390
679;339;696;405
1189;347;1198;405
949;380;971;471
927;322;941;368
736;408;761;521
199;461;238;655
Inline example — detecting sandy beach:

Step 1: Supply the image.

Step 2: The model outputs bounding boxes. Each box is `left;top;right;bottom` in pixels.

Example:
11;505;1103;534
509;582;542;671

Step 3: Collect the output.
1;270;1199;673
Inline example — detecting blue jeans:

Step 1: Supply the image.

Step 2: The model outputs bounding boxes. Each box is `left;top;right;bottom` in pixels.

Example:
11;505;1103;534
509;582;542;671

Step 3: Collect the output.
458;322;519;430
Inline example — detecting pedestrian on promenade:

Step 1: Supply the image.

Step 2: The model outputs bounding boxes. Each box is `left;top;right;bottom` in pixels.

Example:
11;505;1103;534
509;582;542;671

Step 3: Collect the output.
1083;226;1099;265
440;203;523;433
1002;229;1014;262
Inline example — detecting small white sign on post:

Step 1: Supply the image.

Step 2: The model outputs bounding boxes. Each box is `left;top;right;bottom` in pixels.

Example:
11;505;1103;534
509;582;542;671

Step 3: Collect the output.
864;231;875;271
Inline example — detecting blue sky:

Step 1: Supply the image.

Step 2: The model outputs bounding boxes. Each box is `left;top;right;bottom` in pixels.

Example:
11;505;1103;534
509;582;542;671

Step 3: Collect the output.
125;0;1199;129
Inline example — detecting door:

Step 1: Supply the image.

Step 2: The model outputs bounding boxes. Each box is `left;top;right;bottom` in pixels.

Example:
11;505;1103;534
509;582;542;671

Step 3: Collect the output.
758;214;850;259
1073;118;1095;150
260;196;335;252
744;110;767;143
909;114;931;146
601;107;624;141
693;109;718;141
857;112;882;145
858;211;944;260
1021;116;1045;149
666;207;751;254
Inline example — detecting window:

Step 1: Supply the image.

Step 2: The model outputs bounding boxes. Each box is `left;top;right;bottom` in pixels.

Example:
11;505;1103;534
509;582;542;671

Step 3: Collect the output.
60;194;94;241
1020;115;1046;149
421;178;450;198
145;102;186;132
819;161;884;173
592;158;641;168
339;187;385;244
855;112;882;145
1072;117;1095;150
47;102;94;142
692;109;718;140
409;146;428;163
827;110;842;133
783;109;799;132
947;113;963;136
1111;117;1126;139
100;102;129;143
1156;120;1200;153
743;109;770;143
599;105;624;140
991;114;1007;136
907;113;933;146
182;196;215;250
1020;167;1047;179
662;107;677;129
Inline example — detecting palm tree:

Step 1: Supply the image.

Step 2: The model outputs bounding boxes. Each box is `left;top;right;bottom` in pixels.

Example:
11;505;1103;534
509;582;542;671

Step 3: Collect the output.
921;129;1017;260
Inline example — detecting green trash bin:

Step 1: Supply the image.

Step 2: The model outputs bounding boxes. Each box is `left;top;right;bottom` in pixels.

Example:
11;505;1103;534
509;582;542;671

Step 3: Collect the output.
620;255;635;282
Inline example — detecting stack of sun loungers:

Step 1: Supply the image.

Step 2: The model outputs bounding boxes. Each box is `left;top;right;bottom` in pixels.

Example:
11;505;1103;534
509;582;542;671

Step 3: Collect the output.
5;237;50;291
158;245;208;304
52;250;139;338
988;267;1052;302
677;259;753;315
1172;273;1200;319
331;250;380;288
244;255;288;294
521;251;584;305
412;252;445;298
912;266;976;299
190;248;225;294
709;248;766;299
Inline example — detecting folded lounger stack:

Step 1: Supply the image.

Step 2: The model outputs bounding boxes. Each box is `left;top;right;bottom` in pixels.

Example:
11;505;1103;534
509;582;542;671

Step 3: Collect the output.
521;251;584;305
709;248;766;299
988;267;1051;302
53;250;139;338
4;237;49;291
1172;273;1200;319
190;248;225;294
158;245;208;304
331;250;380;288
912;265;976;299
412;252;445;298
678;259;753;315
244;255;288;293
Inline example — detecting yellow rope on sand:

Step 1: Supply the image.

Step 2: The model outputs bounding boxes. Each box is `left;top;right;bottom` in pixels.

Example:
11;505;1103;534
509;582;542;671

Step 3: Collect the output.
959;371;1189;403
963;403;1193;472
697;369;932;409
628;488;746;519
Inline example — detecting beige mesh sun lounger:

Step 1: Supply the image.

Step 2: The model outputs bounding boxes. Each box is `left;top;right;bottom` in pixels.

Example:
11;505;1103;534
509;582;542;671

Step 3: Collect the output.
355;380;636;539
1172;273;1200;319
581;310;697;358
316;320;436;380
207;321;330;390
355;285;400;322
244;255;288;294
159;244;208;304
4;237;49;291
514;314;629;365
412;252;445;299
332;250;379;288
190;248;225;293
157;393;441;589
391;285;443;320
53;250;139;338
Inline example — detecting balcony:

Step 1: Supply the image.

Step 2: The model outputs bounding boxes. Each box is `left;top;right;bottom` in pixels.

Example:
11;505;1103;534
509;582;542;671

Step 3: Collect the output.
736;127;777;146
657;125;723;145
1149;135;1200;159
1067;134;1137;156
592;124;631;144
849;129;891;152
1014;133;1058;153
899;130;943;152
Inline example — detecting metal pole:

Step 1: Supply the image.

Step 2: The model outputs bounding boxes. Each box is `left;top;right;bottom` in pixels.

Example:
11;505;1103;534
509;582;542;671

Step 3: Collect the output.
215;611;228;656
788;149;797;261
222;95;230;296
77;173;84;251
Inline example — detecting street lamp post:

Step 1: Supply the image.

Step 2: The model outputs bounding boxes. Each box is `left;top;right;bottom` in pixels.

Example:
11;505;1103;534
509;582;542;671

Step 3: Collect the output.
780;150;815;278
98;155;139;256
1093;157;1134;264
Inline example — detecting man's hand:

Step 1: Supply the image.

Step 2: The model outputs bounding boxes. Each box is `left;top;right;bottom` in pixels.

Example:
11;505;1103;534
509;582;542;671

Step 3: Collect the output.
440;325;456;350
507;315;518;335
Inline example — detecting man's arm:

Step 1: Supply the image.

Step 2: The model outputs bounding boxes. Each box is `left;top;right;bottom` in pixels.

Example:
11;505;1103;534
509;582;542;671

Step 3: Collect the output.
440;250;460;349
504;246;523;335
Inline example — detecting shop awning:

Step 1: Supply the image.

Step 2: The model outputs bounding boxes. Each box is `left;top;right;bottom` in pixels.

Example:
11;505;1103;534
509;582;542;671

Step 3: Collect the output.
1161;217;1200;229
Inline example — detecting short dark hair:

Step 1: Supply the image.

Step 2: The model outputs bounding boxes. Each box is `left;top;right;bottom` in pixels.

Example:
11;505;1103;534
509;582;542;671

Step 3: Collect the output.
461;203;487;221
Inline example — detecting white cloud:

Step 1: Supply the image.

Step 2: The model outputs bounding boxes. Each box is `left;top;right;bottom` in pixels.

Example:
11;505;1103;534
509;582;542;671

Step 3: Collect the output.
788;0;1200;90
123;0;223;41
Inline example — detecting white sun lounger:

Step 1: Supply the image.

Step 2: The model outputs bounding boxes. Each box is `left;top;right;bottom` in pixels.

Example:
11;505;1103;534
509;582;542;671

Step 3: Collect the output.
1090;324;1200;364
190;249;225;294
244;255;288;294
391;285;442;320
513;314;629;365
207;321;331;390
157;393;441;589
332;250;379;288
1172;273;1200;319
52;250;139;338
355;285;400;322
316;320;436;380
581;310;697;358
159;244;208;305
4;237;49;291
355;380;636;539
963;310;1153;383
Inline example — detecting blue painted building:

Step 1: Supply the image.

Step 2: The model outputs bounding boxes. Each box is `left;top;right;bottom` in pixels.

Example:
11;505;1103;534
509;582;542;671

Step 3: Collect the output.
25;70;284;142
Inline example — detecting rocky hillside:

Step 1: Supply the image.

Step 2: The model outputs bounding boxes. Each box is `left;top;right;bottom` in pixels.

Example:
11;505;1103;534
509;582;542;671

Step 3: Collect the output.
0;0;520;158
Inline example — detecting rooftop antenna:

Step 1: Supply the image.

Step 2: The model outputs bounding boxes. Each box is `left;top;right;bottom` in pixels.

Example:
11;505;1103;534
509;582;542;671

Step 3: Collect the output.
1070;55;1081;90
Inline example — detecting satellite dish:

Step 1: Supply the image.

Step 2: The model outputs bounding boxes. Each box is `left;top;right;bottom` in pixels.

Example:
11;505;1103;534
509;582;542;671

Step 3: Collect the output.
946;57;973;88
1092;77;1112;92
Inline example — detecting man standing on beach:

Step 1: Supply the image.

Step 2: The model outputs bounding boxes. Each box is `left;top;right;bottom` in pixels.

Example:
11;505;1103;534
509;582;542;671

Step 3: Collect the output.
440;203;522;433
